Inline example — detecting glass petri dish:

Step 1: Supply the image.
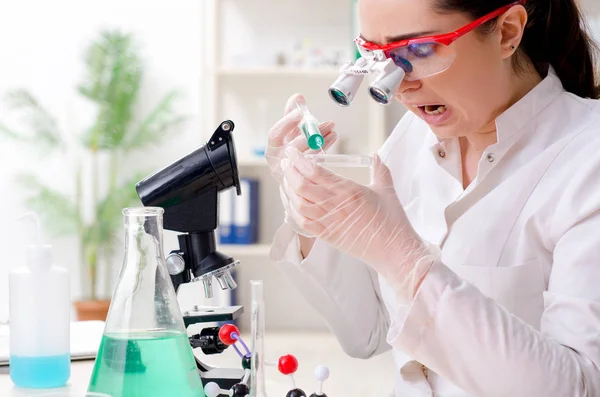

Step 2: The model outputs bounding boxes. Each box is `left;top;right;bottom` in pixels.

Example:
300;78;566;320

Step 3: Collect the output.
305;154;373;167
291;153;374;238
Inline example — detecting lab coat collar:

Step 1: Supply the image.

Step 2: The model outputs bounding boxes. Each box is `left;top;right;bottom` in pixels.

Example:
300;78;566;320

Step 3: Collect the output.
495;65;564;143
426;66;565;149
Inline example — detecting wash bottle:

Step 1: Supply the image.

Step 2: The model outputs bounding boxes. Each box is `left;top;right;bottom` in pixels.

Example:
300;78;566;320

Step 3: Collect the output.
9;212;71;388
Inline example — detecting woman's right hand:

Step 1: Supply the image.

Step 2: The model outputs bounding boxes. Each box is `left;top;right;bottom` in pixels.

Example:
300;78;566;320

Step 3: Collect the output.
265;93;337;252
265;93;337;184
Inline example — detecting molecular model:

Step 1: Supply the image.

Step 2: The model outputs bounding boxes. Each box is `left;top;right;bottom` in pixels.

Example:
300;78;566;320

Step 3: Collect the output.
204;324;330;397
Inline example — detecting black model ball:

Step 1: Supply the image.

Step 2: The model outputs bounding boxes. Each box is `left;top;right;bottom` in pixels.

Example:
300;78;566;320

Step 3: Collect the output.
309;394;328;397
232;383;250;397
286;388;307;397
241;354;252;370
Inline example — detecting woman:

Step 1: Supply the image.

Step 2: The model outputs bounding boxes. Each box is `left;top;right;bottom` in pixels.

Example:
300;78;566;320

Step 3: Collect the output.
266;0;600;396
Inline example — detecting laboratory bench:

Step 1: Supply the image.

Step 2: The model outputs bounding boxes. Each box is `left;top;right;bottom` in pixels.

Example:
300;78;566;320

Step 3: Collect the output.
0;332;395;397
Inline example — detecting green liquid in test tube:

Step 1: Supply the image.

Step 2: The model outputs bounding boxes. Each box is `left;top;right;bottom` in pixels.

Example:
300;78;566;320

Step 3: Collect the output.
297;102;325;151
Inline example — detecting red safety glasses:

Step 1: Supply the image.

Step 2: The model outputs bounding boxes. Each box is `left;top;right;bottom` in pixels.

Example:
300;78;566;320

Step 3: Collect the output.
354;1;526;81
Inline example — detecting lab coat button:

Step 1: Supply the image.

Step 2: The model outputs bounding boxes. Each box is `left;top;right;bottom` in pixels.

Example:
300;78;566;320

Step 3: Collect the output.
438;149;446;158
486;153;495;163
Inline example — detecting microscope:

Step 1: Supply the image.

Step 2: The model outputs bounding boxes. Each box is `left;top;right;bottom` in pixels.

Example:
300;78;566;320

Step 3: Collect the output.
135;120;246;390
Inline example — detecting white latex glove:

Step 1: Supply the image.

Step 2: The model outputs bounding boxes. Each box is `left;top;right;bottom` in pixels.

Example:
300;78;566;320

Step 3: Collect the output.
281;146;438;303
265;93;337;233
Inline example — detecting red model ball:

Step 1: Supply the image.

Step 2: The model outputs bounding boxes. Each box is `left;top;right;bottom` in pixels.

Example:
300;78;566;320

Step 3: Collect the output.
278;354;299;375
218;324;240;346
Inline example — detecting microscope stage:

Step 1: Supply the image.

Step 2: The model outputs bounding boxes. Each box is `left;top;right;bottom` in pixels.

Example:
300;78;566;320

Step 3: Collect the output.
183;306;244;327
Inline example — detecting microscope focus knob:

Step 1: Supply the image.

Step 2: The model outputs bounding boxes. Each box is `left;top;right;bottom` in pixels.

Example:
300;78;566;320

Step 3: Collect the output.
166;253;185;275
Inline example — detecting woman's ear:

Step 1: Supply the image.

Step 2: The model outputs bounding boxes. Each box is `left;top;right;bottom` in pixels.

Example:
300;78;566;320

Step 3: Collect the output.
498;5;528;59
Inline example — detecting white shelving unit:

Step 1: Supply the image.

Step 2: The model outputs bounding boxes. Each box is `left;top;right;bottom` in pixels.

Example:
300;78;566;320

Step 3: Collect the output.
215;67;342;77
197;0;600;332
220;243;271;256
199;0;406;331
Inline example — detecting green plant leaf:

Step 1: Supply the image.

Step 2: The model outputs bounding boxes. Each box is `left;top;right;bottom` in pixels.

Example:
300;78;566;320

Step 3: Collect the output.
0;90;64;152
0;121;22;140
123;90;187;150
88;172;147;249
78;30;143;150
80;171;146;299
15;173;79;237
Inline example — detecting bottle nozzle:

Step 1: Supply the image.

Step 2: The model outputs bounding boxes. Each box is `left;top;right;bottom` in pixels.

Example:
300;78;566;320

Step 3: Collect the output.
16;211;52;271
16;212;44;246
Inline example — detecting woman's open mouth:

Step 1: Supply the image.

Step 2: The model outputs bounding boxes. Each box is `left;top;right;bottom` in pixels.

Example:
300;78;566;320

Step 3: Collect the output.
421;105;447;115
417;104;452;126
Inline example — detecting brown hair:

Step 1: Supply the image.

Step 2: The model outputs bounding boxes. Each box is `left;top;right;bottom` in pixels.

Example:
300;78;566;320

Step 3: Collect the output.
435;0;600;99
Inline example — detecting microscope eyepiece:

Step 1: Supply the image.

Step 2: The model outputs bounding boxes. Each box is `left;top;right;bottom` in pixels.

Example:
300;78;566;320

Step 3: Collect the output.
135;119;240;233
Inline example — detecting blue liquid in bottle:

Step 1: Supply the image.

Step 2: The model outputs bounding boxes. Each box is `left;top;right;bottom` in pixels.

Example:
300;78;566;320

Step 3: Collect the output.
10;354;71;388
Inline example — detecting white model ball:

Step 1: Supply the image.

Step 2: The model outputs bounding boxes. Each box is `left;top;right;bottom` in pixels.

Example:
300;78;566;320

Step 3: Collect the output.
314;365;330;382
204;382;222;397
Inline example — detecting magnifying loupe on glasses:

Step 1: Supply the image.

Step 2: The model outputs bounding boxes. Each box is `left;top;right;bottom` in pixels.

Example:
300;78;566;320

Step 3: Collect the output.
328;41;455;107
328;51;406;107
330;1;522;106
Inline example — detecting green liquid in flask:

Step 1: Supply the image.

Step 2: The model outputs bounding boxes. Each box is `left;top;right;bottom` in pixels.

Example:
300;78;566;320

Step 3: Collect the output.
88;331;204;397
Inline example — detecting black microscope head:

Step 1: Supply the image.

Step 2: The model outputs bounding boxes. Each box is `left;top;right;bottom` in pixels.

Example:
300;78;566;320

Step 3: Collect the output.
134;121;243;297
135;120;241;233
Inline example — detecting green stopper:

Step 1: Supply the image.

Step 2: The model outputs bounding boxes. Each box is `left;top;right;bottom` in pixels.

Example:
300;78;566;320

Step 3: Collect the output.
301;120;324;150
308;134;324;150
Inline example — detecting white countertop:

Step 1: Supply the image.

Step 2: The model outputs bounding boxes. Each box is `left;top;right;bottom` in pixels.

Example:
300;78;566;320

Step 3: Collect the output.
0;333;396;397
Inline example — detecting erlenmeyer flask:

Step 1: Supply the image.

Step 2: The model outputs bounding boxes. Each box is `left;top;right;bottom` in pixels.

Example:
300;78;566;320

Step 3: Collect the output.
87;207;204;397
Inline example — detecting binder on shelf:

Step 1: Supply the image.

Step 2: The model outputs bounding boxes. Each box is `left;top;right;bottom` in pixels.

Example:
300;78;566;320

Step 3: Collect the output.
232;178;259;244
218;187;235;244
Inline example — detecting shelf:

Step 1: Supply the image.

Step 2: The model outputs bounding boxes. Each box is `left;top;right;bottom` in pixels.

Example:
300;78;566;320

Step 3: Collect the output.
215;66;341;78
220;243;271;256
237;155;267;167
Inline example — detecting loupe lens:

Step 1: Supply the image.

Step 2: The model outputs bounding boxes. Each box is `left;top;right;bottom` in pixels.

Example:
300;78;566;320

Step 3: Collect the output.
328;88;350;106
369;87;389;105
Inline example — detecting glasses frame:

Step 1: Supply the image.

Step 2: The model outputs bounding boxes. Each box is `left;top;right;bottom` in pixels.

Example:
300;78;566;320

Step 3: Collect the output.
355;1;525;55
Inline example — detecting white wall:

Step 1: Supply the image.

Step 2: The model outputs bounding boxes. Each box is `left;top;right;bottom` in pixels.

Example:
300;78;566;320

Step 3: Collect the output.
0;0;204;322
1;0;600;327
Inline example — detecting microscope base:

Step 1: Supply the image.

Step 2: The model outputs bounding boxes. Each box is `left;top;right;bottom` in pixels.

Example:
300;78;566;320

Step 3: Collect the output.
198;364;246;390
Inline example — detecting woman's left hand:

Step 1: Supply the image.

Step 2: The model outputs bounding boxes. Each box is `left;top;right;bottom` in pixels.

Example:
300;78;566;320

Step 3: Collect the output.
281;147;437;302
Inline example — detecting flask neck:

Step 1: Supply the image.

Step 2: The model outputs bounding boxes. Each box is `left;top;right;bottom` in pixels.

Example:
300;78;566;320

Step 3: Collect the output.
123;213;164;267
104;207;187;335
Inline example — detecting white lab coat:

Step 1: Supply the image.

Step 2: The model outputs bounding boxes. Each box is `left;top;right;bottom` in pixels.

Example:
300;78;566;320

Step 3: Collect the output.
269;67;600;397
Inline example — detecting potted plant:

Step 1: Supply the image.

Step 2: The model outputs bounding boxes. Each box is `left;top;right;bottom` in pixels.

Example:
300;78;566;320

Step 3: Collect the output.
0;30;187;320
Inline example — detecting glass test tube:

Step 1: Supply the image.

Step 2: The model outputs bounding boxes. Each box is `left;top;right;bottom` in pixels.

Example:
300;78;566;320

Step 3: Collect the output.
250;280;267;397
297;103;325;151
